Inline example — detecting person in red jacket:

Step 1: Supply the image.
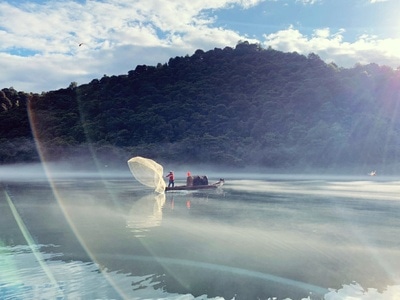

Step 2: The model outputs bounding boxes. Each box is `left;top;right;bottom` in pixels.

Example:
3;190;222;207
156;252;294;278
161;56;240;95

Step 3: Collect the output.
166;171;175;187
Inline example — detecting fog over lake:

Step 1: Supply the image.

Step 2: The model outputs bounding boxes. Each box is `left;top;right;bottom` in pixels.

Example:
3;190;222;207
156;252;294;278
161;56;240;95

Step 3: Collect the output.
1;164;400;299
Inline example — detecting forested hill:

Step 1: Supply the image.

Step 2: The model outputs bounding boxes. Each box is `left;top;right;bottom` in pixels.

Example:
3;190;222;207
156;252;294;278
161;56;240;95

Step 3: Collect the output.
2;42;400;172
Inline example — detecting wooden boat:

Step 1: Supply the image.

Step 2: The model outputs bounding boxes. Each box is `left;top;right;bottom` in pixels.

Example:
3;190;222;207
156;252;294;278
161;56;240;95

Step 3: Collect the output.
165;178;224;191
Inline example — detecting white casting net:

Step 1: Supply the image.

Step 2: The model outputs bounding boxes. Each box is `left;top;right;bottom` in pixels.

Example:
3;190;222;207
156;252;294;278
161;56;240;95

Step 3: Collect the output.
127;156;166;193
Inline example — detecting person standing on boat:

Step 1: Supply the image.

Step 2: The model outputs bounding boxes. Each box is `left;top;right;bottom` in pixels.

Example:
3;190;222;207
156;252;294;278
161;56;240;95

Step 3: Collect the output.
186;171;193;186
166;171;175;187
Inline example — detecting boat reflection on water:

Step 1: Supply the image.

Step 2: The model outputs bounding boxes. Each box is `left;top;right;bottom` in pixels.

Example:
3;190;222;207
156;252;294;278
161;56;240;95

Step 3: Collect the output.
126;193;166;237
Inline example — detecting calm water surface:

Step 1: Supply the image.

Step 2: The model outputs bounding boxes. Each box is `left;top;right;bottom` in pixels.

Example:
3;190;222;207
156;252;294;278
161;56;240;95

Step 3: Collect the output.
1;174;400;299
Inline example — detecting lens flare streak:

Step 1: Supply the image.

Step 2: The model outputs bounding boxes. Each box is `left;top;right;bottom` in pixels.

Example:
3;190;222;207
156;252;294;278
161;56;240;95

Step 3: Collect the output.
3;190;63;297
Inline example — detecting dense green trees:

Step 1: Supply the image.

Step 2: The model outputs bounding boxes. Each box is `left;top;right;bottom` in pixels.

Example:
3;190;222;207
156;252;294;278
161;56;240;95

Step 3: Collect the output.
1;42;400;172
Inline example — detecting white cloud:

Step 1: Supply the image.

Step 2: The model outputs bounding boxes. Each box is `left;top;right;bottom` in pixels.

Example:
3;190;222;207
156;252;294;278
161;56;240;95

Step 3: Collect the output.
0;0;263;92
313;28;330;39
263;26;400;68
295;0;321;4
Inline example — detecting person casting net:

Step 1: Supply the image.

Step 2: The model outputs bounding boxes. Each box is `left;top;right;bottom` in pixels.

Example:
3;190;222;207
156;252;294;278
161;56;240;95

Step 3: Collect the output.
127;156;166;193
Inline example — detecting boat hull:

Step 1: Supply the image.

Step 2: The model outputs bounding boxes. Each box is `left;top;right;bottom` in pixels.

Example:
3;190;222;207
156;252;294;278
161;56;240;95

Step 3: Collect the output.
165;181;224;191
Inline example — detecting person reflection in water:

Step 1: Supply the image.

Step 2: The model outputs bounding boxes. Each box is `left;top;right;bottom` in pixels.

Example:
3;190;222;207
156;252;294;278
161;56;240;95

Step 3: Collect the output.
166;171;175;187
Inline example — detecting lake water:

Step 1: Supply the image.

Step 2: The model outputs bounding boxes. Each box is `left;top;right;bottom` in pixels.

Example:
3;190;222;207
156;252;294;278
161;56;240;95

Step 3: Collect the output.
1;171;400;299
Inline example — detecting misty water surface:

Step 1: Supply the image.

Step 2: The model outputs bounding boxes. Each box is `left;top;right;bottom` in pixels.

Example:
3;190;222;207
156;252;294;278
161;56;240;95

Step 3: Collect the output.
1;169;400;299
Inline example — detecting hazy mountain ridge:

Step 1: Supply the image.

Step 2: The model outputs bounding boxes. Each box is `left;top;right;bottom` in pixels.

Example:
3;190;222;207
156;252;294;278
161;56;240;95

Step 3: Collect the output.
1;42;400;172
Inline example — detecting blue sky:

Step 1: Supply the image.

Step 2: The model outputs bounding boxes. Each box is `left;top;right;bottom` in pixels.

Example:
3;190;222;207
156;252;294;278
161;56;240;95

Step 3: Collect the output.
216;0;396;39
0;0;399;92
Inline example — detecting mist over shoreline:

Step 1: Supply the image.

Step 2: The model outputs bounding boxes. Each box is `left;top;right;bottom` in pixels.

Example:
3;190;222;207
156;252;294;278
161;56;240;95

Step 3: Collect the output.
1;159;399;183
